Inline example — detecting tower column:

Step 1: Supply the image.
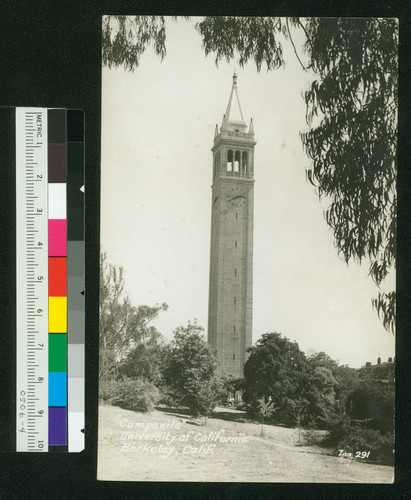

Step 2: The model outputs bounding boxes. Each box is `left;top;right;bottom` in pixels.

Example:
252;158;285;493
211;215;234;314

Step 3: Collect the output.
208;74;256;377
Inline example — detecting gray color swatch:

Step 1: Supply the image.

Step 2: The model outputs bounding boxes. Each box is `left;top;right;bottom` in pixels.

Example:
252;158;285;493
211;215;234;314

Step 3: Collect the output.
67;241;84;276
68;310;85;343
68;344;84;377
68;377;84;412
68;276;85;310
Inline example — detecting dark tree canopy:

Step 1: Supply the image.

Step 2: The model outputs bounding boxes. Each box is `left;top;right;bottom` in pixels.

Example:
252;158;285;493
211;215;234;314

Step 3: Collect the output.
197;16;285;71
243;333;310;423
102;16;167;71
301;18;397;333
102;16;398;333
117;335;169;386
164;322;222;416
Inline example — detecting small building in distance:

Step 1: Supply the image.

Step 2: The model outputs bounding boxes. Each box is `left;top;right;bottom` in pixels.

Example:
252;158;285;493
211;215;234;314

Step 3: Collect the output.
362;357;395;383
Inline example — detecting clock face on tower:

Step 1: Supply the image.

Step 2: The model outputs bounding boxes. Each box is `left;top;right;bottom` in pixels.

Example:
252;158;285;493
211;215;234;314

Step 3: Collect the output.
228;194;246;208
228;186;247;208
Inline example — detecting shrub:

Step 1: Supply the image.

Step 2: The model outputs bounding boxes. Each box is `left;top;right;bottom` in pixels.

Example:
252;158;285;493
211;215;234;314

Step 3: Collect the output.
303;420;318;445
99;378;119;404
235;402;247;411
99;377;161;412
158;386;182;409
245;399;260;418
327;416;352;445
337;428;394;465
347;382;394;433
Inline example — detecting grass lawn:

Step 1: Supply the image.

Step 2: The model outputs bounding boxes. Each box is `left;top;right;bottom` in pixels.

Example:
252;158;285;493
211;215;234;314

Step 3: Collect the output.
97;404;394;483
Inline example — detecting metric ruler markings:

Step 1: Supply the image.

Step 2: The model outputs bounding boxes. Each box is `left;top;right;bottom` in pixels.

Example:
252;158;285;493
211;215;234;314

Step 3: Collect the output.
16;108;49;451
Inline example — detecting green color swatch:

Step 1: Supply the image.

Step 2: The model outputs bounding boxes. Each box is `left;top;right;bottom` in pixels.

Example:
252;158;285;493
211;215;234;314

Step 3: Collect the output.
49;334;67;372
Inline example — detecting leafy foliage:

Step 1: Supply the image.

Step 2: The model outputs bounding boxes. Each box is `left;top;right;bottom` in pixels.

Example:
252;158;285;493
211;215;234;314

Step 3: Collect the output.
243;333;310;424
301;18;397;333
102;16;190;72
326;358;394;464
347;382;394;433
337;428;394;465
102;16;167;71
99;252;168;380
99;378;120;404
290;397;309;426
101;16;397;333
243;340;376;434
221;375;244;400
303;421;319;445
372;291;396;333
306;364;338;429
304;352;357;431
257;396;277;436
164;322;223;417
196;17;285;71
99;377;161;412
332;363;361;404
118;336;169;386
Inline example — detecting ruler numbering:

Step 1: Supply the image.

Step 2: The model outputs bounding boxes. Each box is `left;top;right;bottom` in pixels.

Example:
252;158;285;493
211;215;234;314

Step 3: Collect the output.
16;108;49;451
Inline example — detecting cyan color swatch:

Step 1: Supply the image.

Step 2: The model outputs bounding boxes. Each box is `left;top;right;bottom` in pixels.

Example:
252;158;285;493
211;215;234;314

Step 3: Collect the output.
49;372;67;406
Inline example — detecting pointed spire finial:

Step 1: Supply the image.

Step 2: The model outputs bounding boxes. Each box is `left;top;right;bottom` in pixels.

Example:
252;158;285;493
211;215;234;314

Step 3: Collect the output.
214;124;219;137
225;74;244;126
233;71;237;88
249;118;254;134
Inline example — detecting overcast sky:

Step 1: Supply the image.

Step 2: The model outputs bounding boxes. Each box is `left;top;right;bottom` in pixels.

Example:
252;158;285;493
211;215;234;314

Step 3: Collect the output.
101;17;395;368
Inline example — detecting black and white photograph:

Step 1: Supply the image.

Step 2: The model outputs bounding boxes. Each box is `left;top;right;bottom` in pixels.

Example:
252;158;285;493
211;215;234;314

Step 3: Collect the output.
97;16;396;483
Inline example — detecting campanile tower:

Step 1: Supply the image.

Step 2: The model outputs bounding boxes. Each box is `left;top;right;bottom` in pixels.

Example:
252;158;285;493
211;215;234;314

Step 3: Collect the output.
208;74;256;377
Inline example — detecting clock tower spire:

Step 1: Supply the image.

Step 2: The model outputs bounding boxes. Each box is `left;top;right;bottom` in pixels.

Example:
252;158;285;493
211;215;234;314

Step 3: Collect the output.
208;74;256;377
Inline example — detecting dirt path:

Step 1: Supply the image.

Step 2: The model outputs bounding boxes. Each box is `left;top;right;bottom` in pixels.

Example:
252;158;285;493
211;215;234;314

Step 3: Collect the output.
97;404;394;483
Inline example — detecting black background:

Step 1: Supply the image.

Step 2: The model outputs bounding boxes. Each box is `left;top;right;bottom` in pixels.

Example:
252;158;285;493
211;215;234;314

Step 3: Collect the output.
0;1;410;498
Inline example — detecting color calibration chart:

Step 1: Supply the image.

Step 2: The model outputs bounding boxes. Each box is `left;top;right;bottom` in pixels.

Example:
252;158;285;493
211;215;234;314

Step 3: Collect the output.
16;108;84;452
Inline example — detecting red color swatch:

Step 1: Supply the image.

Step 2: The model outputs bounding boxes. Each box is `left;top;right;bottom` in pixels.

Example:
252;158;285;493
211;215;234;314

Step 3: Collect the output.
49;257;67;296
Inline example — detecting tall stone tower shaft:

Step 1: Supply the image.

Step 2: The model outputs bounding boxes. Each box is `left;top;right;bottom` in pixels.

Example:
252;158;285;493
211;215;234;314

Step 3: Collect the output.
208;74;256;377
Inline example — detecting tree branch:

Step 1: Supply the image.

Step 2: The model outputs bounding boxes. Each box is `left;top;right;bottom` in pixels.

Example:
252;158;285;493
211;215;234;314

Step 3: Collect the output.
297;18;313;53
286;17;306;71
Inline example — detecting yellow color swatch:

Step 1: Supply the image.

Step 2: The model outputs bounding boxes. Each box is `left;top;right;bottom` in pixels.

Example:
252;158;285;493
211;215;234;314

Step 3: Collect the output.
49;297;67;333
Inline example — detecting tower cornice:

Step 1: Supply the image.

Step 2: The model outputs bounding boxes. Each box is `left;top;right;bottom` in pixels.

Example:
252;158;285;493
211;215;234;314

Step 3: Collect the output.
212;134;257;152
211;176;255;189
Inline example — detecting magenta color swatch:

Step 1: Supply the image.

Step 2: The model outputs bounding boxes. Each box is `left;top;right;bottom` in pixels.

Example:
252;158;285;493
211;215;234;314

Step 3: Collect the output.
48;219;67;256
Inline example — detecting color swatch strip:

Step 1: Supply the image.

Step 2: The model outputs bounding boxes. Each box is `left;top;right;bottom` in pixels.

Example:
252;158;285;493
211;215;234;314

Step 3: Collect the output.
46;109;85;452
66;110;85;453
12;107;84;453
48;109;67;448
